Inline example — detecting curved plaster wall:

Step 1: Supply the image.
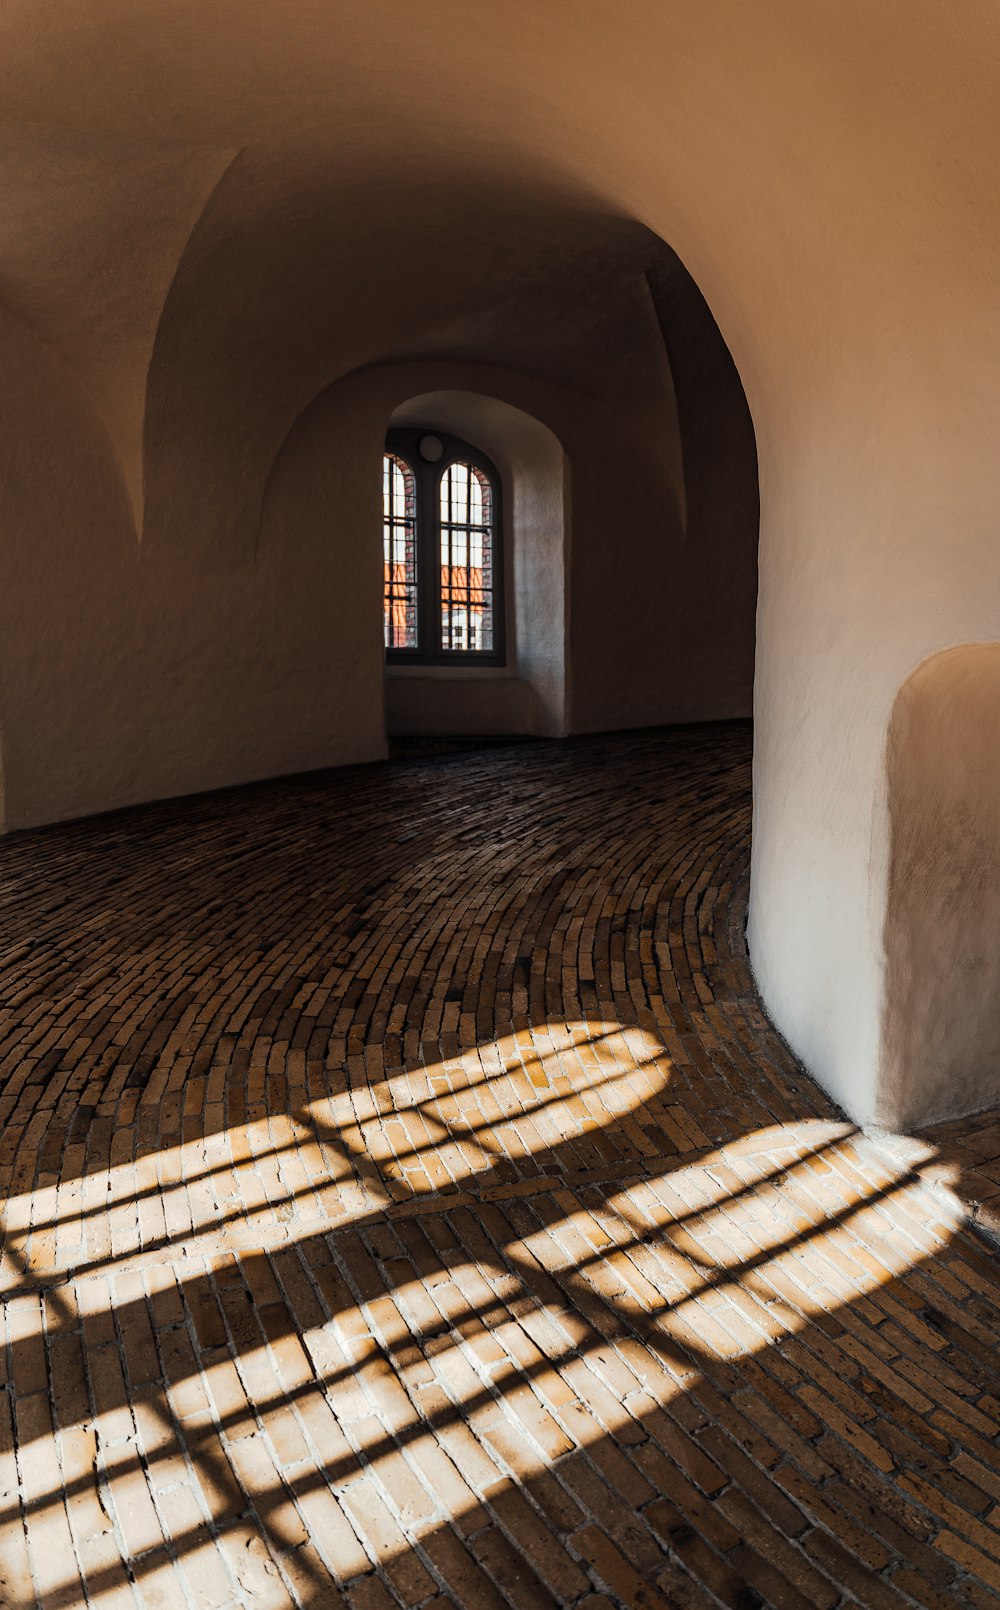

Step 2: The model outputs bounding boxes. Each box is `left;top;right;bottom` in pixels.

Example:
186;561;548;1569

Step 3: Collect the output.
0;0;996;1126
879;646;1000;1129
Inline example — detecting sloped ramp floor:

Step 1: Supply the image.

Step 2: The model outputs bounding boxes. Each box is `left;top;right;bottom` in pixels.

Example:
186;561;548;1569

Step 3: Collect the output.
0;723;998;1609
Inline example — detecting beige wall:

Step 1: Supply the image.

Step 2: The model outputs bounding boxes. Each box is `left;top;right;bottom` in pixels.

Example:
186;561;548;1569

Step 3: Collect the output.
879;646;1000;1129
267;356;752;745
1;0;997;1126
0;309;754;831
0;324;388;832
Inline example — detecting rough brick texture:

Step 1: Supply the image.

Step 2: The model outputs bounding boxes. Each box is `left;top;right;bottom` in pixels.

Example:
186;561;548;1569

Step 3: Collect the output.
0;722;997;1608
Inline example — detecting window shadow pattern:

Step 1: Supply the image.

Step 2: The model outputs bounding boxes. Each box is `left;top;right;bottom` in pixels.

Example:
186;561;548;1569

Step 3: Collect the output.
0;724;998;1609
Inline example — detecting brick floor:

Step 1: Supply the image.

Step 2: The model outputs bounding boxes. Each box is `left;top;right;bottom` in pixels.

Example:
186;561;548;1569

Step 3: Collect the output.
0;722;998;1609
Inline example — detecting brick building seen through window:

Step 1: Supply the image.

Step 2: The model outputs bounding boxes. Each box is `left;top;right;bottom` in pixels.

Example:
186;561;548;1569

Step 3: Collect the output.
383;428;504;664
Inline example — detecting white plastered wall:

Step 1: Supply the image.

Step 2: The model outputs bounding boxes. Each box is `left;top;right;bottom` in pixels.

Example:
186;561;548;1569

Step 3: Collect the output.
1;0;997;1131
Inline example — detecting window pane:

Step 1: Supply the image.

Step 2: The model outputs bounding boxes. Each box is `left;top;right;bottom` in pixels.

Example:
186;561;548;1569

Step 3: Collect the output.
439;462;494;653
383;453;418;649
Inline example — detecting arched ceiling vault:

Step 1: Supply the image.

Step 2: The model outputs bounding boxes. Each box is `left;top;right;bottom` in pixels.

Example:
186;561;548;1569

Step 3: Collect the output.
0;0;994;549
0;127;237;527
143;161;683;553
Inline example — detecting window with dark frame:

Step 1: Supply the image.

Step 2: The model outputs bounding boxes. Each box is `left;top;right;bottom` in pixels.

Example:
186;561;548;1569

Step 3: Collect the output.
383;428;505;665
383;452;418;650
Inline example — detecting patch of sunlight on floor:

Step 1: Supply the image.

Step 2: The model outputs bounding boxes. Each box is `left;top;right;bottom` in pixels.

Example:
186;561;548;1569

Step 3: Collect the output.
0;1018;970;1606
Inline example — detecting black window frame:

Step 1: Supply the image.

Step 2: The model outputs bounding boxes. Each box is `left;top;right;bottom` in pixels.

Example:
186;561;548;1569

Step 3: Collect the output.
384;426;506;667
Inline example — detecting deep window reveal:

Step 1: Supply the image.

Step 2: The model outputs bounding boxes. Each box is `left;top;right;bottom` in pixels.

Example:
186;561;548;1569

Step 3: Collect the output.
383;428;505;666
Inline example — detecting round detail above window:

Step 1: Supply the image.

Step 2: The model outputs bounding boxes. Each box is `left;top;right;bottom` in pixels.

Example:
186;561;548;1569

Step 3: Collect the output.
418;434;444;463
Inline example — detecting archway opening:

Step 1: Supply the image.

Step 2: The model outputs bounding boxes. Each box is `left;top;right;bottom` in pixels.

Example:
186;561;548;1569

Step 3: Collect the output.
384;390;569;743
377;238;761;754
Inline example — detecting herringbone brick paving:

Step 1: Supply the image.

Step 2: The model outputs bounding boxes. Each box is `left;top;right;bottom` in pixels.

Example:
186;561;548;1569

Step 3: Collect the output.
0;722;997;1608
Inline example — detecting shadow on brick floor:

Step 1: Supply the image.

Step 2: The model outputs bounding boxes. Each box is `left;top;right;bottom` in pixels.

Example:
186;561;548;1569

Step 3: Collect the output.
0;724;998;1606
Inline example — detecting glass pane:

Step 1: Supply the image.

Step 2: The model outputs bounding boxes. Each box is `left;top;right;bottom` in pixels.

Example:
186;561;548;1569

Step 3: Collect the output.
439;462;494;654
383;453;418;649
469;473;483;525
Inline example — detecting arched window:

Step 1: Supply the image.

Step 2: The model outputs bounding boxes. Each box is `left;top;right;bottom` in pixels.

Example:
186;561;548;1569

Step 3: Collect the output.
383;452;417;649
383;428;504;664
440;461;494;652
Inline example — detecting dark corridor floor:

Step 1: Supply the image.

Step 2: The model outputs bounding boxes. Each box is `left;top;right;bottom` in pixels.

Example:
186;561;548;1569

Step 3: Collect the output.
0;723;998;1609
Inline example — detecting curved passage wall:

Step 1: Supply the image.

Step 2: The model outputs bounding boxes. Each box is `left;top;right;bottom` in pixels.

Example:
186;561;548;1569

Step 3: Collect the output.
0;249;756;832
879;644;1000;1129
0;0;996;1128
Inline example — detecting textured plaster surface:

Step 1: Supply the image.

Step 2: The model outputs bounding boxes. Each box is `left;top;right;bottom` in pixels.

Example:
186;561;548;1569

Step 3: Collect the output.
880;645;1000;1129
0;0;996;1123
